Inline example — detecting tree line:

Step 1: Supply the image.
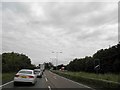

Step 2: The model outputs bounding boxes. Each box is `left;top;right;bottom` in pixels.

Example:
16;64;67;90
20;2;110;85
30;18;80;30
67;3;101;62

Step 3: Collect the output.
2;52;36;73
67;43;120;73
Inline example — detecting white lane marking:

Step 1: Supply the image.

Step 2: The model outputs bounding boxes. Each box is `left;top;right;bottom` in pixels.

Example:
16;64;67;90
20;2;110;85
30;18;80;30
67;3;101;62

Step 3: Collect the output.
50;71;95;90
48;86;51;90
45;77;48;82
0;80;14;87
53;76;57;79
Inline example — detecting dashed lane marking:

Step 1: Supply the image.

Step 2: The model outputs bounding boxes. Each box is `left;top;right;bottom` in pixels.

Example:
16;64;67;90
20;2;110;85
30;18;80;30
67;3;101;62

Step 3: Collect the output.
53;76;57;79
48;86;51;90
45;77;48;82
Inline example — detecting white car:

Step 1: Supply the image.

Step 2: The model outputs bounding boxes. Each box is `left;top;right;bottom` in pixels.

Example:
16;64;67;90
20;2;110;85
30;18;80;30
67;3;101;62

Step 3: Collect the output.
14;69;37;85
34;69;42;78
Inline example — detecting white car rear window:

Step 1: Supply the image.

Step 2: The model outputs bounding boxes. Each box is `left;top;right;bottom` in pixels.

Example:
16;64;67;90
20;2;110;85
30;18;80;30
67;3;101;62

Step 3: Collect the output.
19;71;32;74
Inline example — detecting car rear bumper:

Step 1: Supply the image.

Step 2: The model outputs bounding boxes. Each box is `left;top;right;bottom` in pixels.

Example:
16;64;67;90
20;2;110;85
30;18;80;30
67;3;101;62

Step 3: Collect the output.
14;77;35;84
36;74;42;77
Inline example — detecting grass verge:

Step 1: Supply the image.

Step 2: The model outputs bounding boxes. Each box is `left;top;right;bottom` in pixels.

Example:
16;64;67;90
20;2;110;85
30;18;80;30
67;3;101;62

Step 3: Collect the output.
0;73;2;85
52;70;120;89
62;71;120;83
2;72;16;84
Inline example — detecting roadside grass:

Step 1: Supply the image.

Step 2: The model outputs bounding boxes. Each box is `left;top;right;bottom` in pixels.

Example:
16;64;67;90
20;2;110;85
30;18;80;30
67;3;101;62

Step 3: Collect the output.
62;71;120;83
52;70;120;89
2;72;16;84
0;73;2;85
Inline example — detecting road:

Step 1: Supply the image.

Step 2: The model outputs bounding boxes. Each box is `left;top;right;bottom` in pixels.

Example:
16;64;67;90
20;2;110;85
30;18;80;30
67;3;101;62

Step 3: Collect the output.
1;70;94;90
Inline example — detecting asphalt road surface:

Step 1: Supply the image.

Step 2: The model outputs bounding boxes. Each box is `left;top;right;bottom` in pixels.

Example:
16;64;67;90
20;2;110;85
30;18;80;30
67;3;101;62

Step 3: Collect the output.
1;70;95;90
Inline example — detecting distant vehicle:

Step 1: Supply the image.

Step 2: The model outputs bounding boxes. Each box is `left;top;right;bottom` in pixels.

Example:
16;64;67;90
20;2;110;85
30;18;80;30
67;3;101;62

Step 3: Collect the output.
14;69;37;85
34;69;42;78
39;64;45;71
38;64;45;74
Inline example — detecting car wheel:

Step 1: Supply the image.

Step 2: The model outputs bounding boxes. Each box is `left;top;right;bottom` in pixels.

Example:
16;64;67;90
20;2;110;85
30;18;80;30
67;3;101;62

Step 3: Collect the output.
38;75;42;78
40;75;42;78
31;82;35;86
13;82;17;86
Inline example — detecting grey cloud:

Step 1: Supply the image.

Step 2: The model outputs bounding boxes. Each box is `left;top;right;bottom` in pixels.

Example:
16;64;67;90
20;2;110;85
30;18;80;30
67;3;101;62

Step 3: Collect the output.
76;29;102;41
105;35;118;42
0;3;2;53
2;2;30;15
25;2;106;28
36;2;117;36
2;2;118;65
87;9;118;27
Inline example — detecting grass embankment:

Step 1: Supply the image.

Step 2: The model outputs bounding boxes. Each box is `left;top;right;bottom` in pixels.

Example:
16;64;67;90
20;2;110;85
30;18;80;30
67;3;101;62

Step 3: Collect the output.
62;71;120;83
2;72;16;84
0;73;2;85
52;70;120;89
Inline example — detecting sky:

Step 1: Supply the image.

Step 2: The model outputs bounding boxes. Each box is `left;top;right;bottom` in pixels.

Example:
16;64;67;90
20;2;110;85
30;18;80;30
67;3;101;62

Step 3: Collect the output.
1;1;118;65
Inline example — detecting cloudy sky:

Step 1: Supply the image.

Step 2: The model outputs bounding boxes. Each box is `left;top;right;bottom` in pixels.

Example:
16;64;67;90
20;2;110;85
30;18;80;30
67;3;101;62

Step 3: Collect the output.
2;1;118;65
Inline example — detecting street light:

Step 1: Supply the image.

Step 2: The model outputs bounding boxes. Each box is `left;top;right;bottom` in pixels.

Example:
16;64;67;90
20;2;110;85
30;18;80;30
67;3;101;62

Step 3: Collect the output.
52;51;62;70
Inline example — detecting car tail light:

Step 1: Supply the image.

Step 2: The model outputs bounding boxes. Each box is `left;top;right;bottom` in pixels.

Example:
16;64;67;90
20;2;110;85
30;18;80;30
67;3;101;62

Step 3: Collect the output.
15;75;19;77
28;76;34;78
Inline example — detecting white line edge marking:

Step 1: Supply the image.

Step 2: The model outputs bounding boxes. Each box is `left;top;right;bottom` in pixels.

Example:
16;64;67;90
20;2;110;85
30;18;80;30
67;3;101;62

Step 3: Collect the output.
0;80;14;87
50;71;95;90
45;77;48;82
48;86;51;90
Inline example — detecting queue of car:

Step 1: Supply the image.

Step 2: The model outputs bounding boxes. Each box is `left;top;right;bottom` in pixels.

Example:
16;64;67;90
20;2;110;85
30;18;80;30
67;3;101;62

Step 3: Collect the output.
13;68;44;86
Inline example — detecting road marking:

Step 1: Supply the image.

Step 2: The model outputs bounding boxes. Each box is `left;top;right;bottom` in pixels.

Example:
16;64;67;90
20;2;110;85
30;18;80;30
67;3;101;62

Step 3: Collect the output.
53;76;57;79
48;86;51;90
50;71;95;90
45;77;48;82
0;81;14;88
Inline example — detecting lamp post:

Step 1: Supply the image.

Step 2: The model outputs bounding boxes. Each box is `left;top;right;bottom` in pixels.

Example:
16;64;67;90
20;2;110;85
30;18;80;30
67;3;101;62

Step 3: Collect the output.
52;51;62;70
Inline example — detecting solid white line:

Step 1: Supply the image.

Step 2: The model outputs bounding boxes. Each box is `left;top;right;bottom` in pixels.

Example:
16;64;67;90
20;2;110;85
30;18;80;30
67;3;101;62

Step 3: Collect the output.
45;77;48;82
50;71;95;90
48;86;51;90
0;80;14;87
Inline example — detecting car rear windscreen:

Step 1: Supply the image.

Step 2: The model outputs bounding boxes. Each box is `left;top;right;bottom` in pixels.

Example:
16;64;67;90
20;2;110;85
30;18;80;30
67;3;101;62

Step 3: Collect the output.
19;71;32;74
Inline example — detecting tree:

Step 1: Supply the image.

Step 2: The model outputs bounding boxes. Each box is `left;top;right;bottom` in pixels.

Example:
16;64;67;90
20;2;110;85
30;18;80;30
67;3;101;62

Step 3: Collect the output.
67;43;120;73
2;52;35;73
